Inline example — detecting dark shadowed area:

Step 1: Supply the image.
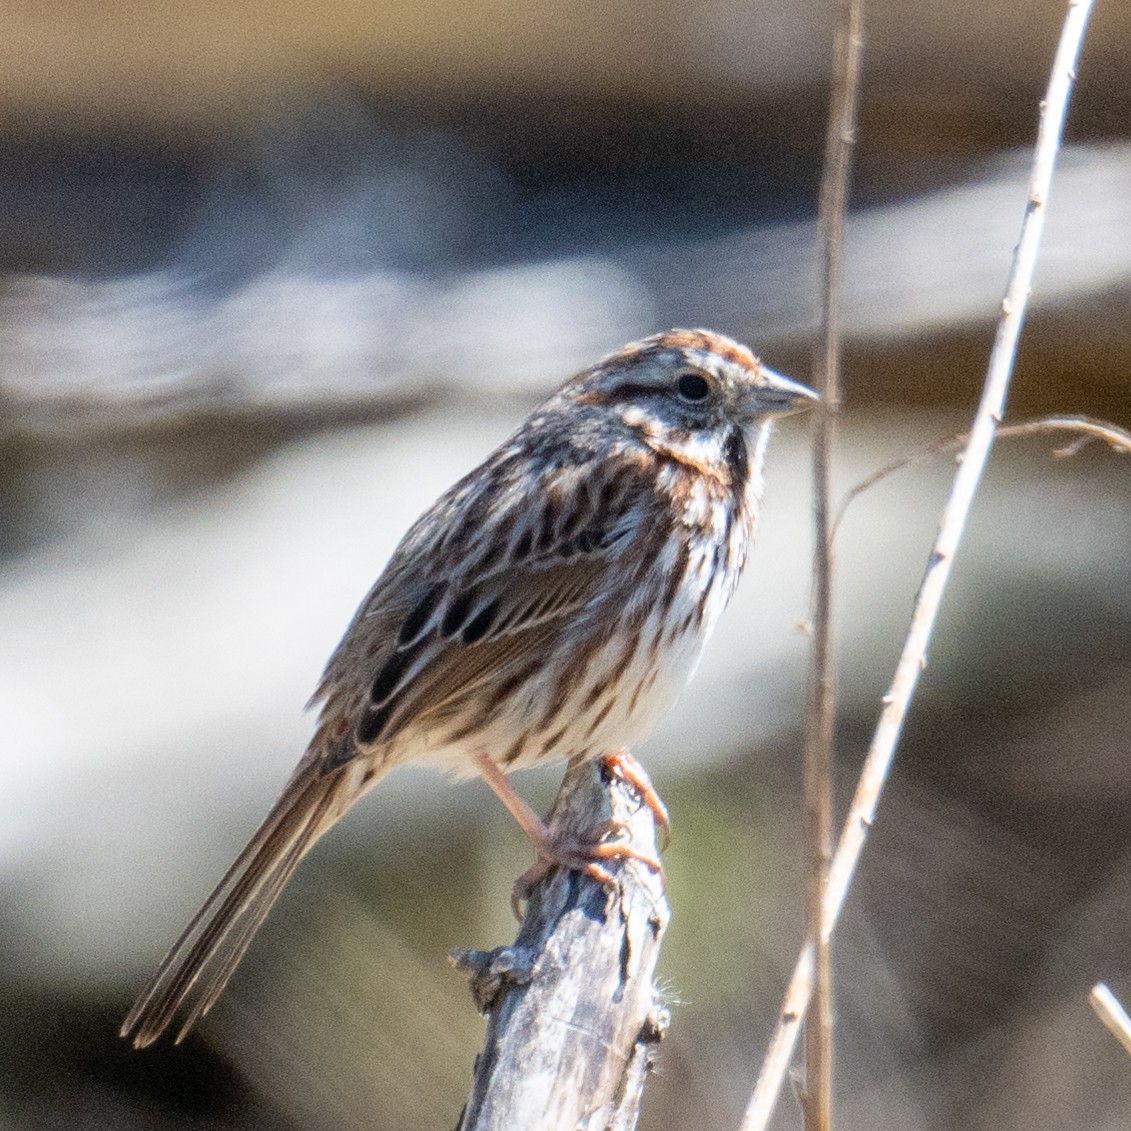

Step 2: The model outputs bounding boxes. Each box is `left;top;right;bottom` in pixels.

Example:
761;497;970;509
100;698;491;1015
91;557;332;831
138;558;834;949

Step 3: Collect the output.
2;1;1130;1128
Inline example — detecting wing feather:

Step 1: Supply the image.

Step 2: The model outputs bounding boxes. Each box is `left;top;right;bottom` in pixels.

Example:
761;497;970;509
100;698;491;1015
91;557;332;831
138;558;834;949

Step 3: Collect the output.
350;473;644;749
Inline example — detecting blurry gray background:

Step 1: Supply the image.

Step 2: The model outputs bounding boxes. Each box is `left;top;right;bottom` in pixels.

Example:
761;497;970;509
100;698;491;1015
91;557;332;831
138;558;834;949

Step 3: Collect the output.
2;1;1130;1128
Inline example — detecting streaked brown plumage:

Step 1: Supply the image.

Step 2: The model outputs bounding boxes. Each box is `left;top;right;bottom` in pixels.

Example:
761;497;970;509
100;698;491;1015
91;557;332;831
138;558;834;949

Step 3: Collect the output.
120;328;816;1047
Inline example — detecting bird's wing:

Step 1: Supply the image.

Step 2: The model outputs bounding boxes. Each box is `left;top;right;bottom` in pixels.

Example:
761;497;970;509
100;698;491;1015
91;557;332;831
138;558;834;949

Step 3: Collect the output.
356;541;630;748
345;472;647;752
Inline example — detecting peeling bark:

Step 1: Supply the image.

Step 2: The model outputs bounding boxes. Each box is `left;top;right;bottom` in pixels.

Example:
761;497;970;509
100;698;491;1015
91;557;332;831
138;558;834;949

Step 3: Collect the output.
453;759;671;1131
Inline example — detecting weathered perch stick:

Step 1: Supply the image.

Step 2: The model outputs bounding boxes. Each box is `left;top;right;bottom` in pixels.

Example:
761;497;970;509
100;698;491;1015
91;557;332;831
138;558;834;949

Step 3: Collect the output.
453;758;671;1131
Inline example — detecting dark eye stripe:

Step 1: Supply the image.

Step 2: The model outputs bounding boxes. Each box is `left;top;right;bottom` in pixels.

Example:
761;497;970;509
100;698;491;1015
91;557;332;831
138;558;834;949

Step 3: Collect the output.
606;382;666;401
604;375;714;405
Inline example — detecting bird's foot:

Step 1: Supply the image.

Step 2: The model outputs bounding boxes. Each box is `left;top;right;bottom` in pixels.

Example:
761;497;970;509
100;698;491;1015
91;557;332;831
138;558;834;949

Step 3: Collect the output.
510;822;662;918
599;748;672;849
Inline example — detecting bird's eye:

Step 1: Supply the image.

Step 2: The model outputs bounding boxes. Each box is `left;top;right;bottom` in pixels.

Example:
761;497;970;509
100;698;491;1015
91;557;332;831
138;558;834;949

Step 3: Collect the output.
676;372;711;402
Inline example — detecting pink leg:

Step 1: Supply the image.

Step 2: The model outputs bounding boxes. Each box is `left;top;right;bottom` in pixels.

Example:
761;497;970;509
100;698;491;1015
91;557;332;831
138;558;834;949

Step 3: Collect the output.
600;748;672;849
474;753;661;917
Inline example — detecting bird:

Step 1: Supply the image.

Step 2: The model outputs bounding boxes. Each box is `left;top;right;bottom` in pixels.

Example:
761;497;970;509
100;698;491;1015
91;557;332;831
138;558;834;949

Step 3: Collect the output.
120;328;817;1048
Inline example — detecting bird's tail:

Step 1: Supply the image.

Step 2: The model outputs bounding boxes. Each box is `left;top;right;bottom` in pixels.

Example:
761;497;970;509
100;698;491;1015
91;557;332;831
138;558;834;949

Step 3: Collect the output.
120;757;368;1048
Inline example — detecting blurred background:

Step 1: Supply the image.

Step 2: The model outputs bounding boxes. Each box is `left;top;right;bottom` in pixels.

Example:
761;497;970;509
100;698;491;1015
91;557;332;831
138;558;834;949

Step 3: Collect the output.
2;0;1130;1127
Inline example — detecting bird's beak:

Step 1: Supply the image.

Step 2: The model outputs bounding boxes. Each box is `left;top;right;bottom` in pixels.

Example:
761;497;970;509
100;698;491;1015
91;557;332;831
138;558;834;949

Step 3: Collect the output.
750;365;820;418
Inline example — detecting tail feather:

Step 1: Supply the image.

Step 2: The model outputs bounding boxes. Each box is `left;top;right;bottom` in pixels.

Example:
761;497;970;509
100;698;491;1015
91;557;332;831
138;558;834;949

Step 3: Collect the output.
121;760;360;1048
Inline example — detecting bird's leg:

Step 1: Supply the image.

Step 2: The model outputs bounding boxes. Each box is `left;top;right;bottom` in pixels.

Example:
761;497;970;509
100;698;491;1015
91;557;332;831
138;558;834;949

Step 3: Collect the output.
473;753;661;918
599;748;671;850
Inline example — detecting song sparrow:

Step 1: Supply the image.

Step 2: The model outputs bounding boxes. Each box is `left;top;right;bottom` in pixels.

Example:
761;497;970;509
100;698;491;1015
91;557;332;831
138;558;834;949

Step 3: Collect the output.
121;328;816;1048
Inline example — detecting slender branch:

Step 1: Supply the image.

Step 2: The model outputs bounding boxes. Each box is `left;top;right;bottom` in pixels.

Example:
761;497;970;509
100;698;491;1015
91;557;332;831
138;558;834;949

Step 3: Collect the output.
1090;983;1131;1057
831;415;1131;541
741;3;1095;1128
802;1;864;1129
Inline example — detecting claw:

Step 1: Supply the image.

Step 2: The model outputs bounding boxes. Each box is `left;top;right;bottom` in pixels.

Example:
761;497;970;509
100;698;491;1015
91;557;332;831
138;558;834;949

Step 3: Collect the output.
600;749;672;849
510;833;661;919
473;752;664;920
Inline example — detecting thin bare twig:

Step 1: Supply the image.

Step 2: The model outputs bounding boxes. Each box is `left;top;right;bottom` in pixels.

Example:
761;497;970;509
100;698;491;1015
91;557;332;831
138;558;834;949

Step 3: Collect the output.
741;3;1095;1128
831;414;1131;541
801;1;863;1129
1090;983;1131;1058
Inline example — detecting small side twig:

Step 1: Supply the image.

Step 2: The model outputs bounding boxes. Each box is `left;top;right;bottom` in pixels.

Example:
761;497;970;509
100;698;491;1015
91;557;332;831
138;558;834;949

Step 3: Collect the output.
454;759;670;1131
741;3;1096;1128
831;414;1131;541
